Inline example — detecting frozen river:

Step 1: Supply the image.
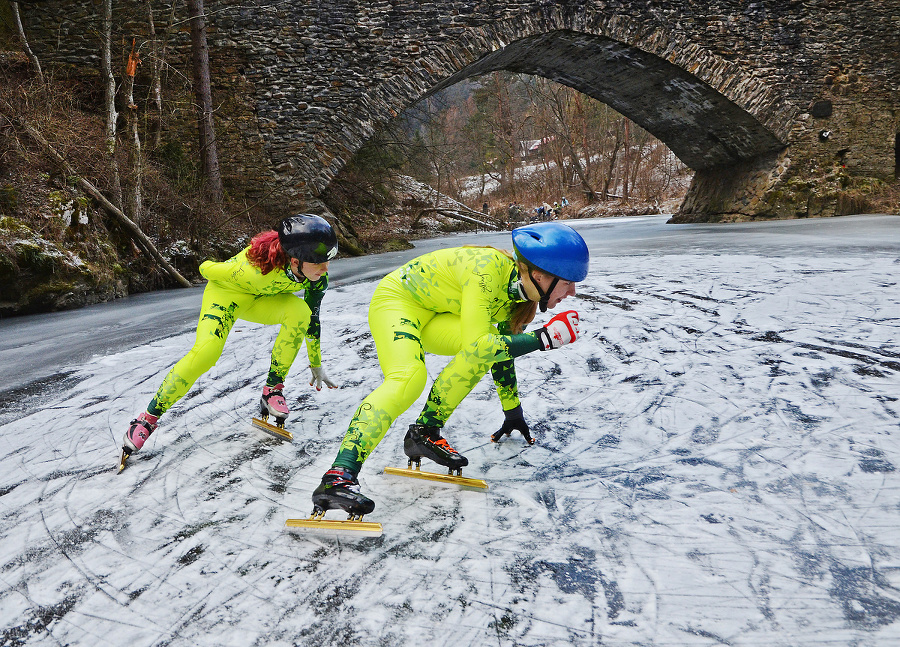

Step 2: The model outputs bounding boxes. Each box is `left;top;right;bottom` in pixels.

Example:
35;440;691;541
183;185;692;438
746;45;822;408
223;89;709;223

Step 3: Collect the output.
1;214;899;646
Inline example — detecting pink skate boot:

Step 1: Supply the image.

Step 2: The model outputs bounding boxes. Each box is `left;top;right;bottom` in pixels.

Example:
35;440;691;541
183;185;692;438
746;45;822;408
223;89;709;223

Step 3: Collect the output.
260;384;290;425
122;412;159;454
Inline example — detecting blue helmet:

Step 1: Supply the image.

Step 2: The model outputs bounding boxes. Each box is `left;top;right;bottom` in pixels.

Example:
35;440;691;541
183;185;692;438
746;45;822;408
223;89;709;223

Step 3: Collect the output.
512;222;589;282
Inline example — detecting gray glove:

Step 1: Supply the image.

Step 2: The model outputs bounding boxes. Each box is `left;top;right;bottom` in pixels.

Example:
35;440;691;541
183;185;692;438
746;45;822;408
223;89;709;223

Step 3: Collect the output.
309;365;338;390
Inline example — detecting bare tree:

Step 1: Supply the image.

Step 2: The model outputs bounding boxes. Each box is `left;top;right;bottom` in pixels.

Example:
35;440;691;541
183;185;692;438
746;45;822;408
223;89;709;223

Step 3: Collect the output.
600;120;623;200
488;72;522;197
146;0;163;113
100;0;124;209
622;118;630;200
421;103;465;206
527;80;573;199
187;0;224;204
145;0;178;150
146;0;163;149
123;39;143;223
471;73;531;202
550;85;592;198
10;2;44;86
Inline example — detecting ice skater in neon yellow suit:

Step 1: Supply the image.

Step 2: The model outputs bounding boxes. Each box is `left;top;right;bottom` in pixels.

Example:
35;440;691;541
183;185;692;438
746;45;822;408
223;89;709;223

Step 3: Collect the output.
312;222;590;516
119;215;339;467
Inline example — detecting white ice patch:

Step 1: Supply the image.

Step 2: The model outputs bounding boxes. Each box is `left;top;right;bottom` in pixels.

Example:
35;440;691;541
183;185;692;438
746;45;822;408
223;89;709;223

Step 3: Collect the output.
1;220;899;645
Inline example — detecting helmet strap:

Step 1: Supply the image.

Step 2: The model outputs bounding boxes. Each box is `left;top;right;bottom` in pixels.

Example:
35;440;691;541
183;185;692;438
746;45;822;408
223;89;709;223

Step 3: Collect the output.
516;263;541;302
520;264;557;312
285;262;304;283
538;277;559;313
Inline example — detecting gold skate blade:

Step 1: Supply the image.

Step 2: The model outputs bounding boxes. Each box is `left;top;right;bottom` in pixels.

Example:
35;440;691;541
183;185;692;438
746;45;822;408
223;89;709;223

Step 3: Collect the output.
251;417;293;441
383;466;488;489
285;517;383;534
117;449;129;473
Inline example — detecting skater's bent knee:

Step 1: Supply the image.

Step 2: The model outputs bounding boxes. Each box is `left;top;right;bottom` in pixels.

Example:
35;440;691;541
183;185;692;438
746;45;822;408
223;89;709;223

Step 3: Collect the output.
281;297;311;327
382;364;427;408
182;339;226;375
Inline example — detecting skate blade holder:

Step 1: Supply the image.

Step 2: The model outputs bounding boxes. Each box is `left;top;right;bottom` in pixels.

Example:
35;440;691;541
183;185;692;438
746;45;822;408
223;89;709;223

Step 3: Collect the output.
285;510;382;535
251;415;293;442
117;449;130;473
383;459;488;489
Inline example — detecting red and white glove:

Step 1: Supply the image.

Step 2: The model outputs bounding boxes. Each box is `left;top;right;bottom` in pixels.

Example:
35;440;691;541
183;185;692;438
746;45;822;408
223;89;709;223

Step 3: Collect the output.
536;310;580;350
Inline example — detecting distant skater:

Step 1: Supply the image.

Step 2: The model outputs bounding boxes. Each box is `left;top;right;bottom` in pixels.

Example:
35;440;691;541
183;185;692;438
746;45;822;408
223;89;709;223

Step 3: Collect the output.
310;222;590;517
118;214;339;469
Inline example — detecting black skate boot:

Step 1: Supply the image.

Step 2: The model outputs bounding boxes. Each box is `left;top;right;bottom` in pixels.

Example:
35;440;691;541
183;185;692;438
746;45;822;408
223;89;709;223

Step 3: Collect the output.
404;424;468;474
312;468;375;517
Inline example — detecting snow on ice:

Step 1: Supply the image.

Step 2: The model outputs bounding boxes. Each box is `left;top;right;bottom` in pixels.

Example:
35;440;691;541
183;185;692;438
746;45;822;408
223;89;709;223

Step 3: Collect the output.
1;215;899;646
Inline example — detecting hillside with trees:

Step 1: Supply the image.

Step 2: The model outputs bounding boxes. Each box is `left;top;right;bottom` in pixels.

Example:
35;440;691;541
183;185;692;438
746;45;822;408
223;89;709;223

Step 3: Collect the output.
324;72;693;251
2;2;687;316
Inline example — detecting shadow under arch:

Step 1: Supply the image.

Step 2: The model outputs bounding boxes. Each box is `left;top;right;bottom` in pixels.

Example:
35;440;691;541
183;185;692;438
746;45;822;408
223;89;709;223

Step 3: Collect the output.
324;17;798;221
367;28;786;175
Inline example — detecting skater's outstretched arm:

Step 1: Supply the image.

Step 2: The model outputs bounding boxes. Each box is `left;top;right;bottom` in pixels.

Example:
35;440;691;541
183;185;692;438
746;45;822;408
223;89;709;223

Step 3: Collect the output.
301;273;338;390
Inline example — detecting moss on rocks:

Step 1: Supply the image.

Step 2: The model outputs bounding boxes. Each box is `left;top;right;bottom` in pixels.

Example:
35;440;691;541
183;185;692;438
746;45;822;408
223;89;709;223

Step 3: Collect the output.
0;216;126;315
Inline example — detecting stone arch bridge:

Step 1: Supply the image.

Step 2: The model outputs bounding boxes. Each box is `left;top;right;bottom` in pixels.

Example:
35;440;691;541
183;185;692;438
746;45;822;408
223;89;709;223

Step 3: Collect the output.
21;1;900;222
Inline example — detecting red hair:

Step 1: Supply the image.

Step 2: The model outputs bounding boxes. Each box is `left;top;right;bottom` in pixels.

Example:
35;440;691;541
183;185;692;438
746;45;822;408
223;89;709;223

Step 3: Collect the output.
247;230;289;274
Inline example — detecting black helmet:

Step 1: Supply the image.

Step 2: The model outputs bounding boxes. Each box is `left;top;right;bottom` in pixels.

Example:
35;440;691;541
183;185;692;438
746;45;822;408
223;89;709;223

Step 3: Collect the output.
277;214;338;263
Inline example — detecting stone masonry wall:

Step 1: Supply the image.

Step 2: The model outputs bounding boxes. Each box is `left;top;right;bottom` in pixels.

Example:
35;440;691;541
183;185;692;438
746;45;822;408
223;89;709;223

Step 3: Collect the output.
19;0;900;221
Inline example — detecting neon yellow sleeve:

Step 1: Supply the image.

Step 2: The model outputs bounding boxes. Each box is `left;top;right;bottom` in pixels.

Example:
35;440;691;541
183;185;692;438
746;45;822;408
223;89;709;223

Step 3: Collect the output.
199;248;301;296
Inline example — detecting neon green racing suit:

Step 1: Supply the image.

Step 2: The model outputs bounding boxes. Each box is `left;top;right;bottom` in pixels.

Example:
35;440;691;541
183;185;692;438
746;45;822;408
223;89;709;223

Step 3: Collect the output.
332;246;543;474
145;247;327;417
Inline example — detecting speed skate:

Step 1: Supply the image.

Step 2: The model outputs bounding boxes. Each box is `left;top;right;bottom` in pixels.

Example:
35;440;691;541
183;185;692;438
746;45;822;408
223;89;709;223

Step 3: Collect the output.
384;459;488;489
251;415;293;441
285;511;383;535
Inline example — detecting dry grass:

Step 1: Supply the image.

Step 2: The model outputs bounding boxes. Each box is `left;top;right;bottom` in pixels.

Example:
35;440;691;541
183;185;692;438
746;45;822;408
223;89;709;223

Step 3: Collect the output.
868;179;900;215
1;53;267;294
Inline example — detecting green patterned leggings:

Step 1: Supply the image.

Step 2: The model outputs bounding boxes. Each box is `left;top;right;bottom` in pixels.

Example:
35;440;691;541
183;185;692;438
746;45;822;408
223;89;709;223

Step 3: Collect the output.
147;284;310;417
332;279;500;473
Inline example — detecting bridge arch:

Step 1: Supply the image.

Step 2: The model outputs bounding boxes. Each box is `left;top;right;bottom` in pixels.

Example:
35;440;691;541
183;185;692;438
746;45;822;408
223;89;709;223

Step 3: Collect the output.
325;10;789;195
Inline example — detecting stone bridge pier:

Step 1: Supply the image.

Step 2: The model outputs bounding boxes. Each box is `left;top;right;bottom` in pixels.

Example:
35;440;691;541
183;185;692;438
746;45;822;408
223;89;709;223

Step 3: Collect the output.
21;1;900;222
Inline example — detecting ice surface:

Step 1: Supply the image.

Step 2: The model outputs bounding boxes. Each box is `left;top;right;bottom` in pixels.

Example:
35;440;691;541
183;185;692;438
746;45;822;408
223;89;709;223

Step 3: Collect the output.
1;216;899;646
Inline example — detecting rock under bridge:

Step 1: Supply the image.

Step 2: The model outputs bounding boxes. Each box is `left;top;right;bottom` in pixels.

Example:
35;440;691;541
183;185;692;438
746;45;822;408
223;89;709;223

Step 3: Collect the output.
20;0;900;222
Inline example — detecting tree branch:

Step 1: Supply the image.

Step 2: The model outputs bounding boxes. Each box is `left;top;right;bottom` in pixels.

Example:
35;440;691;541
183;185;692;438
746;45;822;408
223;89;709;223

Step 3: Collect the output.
1;105;193;288
414;207;501;230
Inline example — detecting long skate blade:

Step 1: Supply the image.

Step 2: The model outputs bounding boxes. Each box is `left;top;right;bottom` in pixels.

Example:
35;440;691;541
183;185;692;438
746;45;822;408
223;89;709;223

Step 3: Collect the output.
117;449;129;473
251;417;293;442
383;466;488;489
285;516;383;534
